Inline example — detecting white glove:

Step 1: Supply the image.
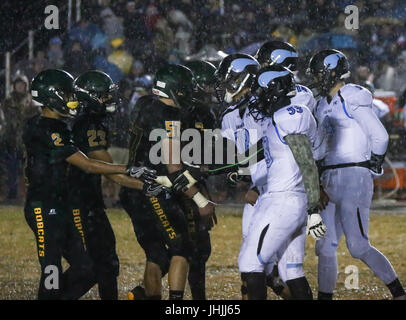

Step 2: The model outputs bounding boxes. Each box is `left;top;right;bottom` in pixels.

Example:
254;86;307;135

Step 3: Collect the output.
306;213;327;240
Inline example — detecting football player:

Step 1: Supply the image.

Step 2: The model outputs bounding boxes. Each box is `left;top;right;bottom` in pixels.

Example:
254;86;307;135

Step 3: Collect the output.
24;69;153;300
254;40;330;297
238;65;326;300
214;53;292;299
308;49;406;300
255;40;316;113
125;61;218;300
214;53;259;297
68;70;160;300
182;60;219;300
120;64;215;300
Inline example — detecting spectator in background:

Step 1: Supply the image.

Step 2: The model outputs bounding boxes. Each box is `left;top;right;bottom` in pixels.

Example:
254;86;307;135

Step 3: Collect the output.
128;79;151;112
152;17;174;60
47;36;65;69
307;0;340;32
108;38;134;75
92;48;124;83
375;50;406;94
64;41;90;77
352;65;375;85
271;24;298;47
22;51;49;81
100;7;125;49
127;61;153;110
123;1;150;53
68;15;103;51
1;74;40;201
145;2;161;33
168;8;194;56
128;60;153;87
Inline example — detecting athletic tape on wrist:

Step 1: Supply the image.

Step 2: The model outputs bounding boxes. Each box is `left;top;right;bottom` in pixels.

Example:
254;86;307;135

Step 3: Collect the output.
155;176;173;188
183;170;198;188
192;192;209;208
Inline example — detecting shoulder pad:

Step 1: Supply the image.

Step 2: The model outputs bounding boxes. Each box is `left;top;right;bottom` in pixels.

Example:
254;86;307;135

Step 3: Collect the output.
296;84;312;94
340;83;373;110
274;104;314;137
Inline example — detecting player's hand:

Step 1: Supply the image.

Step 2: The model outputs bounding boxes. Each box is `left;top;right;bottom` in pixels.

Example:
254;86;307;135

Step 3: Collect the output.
198;202;216;226
306;211;327;240
171;172;190;193
127;166;157;184
244;189;259;206
226;171;242;187
369;152;385;176
319;186;329;210
142;182;169;197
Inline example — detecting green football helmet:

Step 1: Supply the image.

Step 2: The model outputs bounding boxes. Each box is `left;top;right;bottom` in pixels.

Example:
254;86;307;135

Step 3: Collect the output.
74;70;119;114
152;64;198;110
31;69;79;117
184;60;216;94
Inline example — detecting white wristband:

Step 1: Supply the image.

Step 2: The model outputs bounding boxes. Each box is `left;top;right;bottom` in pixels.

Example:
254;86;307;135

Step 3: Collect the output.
192;192;209;208
155;176;173;188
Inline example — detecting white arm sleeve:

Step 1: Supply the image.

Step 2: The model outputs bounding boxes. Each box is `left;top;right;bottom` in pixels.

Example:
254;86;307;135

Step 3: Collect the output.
347;90;389;155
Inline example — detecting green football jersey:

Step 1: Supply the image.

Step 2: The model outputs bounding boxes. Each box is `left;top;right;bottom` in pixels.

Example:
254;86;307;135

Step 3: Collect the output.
127;95;183;176
23;115;78;204
68;114;108;209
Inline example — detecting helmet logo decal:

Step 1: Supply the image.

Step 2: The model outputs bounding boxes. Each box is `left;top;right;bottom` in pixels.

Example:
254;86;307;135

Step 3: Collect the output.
258;70;290;87
156;80;166;88
152;88;169;98
230;58;258;73
323;52;345;69
270;49;298;65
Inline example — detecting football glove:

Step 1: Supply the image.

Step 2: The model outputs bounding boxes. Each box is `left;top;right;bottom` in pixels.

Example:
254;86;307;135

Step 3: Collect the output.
226;171;242;187
306;209;327;240
142;182;169;197
169;163;206;193
369;152;385;176
127;166;157;184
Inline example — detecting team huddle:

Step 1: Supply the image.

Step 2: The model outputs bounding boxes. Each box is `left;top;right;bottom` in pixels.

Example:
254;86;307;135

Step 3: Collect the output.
23;40;406;300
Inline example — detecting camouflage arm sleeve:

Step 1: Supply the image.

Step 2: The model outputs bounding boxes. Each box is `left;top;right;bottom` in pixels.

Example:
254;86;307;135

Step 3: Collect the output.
285;134;320;211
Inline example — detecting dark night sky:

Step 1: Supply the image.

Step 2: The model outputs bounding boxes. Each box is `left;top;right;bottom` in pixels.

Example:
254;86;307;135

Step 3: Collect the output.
0;0;67;56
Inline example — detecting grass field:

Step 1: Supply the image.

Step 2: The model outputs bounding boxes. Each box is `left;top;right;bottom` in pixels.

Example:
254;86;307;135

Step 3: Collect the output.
0;204;405;300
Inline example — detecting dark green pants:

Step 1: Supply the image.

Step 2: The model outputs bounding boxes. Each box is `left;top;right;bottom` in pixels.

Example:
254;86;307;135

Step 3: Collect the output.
77;206;120;300
24;200;94;300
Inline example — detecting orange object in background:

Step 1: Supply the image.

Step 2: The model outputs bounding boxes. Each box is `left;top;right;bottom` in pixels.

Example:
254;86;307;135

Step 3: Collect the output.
374;94;403;127
374;167;406;190
375;96;397;113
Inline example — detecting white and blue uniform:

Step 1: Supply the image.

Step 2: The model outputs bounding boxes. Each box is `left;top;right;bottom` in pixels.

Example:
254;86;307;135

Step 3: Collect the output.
313;84;398;294
221;105;267;240
238;103;317;281
292;84;316;114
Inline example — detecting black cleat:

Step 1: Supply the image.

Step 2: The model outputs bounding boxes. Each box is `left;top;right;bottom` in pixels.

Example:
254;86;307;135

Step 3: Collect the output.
128;285;146;300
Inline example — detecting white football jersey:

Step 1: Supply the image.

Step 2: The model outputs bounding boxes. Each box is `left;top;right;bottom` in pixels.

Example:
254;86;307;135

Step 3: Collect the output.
221;104;267;191
261;103;317;193
313;83;389;165
221;105;246;153
292;84;316;113
242;109;267;190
